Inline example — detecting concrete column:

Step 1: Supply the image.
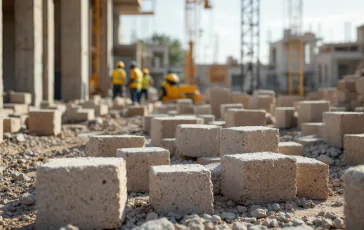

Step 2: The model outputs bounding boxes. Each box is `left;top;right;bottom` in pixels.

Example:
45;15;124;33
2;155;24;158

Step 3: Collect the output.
42;0;54;103
113;13;120;45
0;0;3;108
61;0;89;101
100;0;114;96
14;0;43;107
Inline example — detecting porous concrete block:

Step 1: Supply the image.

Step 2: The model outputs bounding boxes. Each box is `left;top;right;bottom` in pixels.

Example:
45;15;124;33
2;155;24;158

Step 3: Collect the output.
344;165;364;229
323;112;364;148
176;124;221;157
222;152;297;205
160;138;176;156
3;117;21;133
344;134;364;166
9;114;29;128
85;135;146;157
36;158;127;229
256;95;275;112
82;102;108;116
275;107;295;129
205;162;221;195
291;156;329;200
143;114;168;134
209;88;231;119
231;92;251;109
220;126;279;156
297;101;330;127
177;99;194;114
28;110;61;136
319;88;338;105
127;105;147;117
116;147;170;192
194;105;212;115
197;156;220;165
301;122;324;136
10;92;32;105
276;95;303;107
197;114;215;124
149;164;214;214
225;109;265;128
220;103;243;120
67;107;95;122
338;90;356;103
278;142;303;156
208;121;226;127
151;117;203;146
251;90;275;109
3;103;29;115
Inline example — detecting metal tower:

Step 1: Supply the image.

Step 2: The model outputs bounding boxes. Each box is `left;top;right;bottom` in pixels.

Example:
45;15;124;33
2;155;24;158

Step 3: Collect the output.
240;0;260;92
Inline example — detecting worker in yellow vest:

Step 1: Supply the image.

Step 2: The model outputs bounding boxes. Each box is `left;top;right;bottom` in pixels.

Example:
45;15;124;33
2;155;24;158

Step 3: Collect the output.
139;68;154;103
159;71;181;101
111;61;126;99
127;61;143;104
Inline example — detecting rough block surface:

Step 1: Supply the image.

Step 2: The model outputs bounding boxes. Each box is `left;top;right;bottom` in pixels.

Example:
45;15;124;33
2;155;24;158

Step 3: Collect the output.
28;110;61;136
275;107;295;129
297;101;330;127
197;157;221;165
209;88;231;119
143;114;168;133
278;142;304;156
220;103;243;120
197;114;215;124
3;117;21;133
344;134;364;166
205;162;221;195
127;106;147;116
160;138;176;156
225;109;265;128
301;122;324;136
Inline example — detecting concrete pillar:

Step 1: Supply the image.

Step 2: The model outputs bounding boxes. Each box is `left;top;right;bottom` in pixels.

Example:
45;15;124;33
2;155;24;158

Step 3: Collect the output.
113;13;120;45
0;0;3;108
42;0;55;103
61;0;89;101
100;0;114;96
14;0;43;107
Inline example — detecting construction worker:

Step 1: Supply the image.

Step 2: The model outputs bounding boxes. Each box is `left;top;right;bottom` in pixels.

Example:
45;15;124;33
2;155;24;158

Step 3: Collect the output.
127;61;143;104
159;71;181;101
111;61;126;99
139;68;154;103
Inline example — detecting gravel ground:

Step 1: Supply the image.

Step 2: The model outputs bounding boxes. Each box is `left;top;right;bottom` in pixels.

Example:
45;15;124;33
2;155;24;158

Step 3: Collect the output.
0;117;345;230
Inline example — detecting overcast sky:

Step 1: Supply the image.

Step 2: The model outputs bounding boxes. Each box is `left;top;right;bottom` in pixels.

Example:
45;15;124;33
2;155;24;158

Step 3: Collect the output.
121;0;364;65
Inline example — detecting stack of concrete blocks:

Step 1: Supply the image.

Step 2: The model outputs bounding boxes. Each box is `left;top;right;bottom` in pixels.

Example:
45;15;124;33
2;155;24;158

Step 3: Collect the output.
222;152;297;204
231;92;251;109
85;135;146;157
3;103;29;115
251;90;275;110
344;165;364;229
319;88;338;106
143;114;168;134
225;109;265;128
66;105;95;122
36;158;127;229
3;117;21;133
82;101;108;117
291;156;329;199
301;122;324;136
275;107;295;129
344;134;364;165
160;138;176;156
297;101;330;128
220;126;279;156
220;103;243;120
10;92;32;105
176;125;221;159
151;117;203;146
149;164;214;214
176;99;194;114
193;104;212;115
28;110;62;136
116;147;170;192
197;114;215;124
209;88;231;119
205;162;221;194
127;105;147;117
337;75;359;109
323;112;364;148
278;142;304;156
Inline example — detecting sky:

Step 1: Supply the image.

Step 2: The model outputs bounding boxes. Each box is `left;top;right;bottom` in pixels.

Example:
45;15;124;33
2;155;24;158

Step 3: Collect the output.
121;0;364;65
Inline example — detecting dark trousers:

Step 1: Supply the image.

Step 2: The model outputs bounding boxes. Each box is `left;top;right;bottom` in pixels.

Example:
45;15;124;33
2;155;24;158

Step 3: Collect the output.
130;88;141;104
139;89;149;102
112;85;123;99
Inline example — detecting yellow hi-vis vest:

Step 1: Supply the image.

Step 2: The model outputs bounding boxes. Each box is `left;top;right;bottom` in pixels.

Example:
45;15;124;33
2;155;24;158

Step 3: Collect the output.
142;75;151;90
111;68;126;85
161;81;181;101
129;68;142;89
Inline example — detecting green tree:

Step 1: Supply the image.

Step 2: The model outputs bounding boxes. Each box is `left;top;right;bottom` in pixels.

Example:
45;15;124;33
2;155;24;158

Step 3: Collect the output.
143;34;185;67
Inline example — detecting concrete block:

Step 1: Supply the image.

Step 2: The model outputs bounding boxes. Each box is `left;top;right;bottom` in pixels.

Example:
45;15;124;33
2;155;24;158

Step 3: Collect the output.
301;122;324;136
82;102;108;116
256;95;275;112
208;121;226;127
323;112;364;148
278;142;304;156
67;108;95;122
3;103;29;115
143;114;168;134
220;126;279;156
36;158;127;229
176;124;221;157
112;97;127;110
3;118;21;133
205;162;221;195
297;101;330;127
10;92;32;105
197;156;220;165
291;156;329;200
344;75;358;91
28;110;61;136
209;88;231;119
9;114;29;128
319;88;338;105
252;90;275;109
85;135;146;157
225;109;266;128
294;135;323;146
167;110;178;116
276;95;303;107
194;105;212;115
127;105;147;117
344;165;364;229
116;147;170;192
344;134;364;166
231;92;251;109
338;90;356;103
220;103;243;120
149;164;214;214
160;138;176;156
197;114;215;124
275;107;295;129
151;117;203;146
222;152;297;205
355;77;364;94
306;91;321;100
337;80;345;91
177;99;193;114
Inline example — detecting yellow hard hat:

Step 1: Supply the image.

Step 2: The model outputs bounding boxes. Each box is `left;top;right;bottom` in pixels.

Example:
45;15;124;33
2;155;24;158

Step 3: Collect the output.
143;68;149;74
117;61;124;68
166;73;179;83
